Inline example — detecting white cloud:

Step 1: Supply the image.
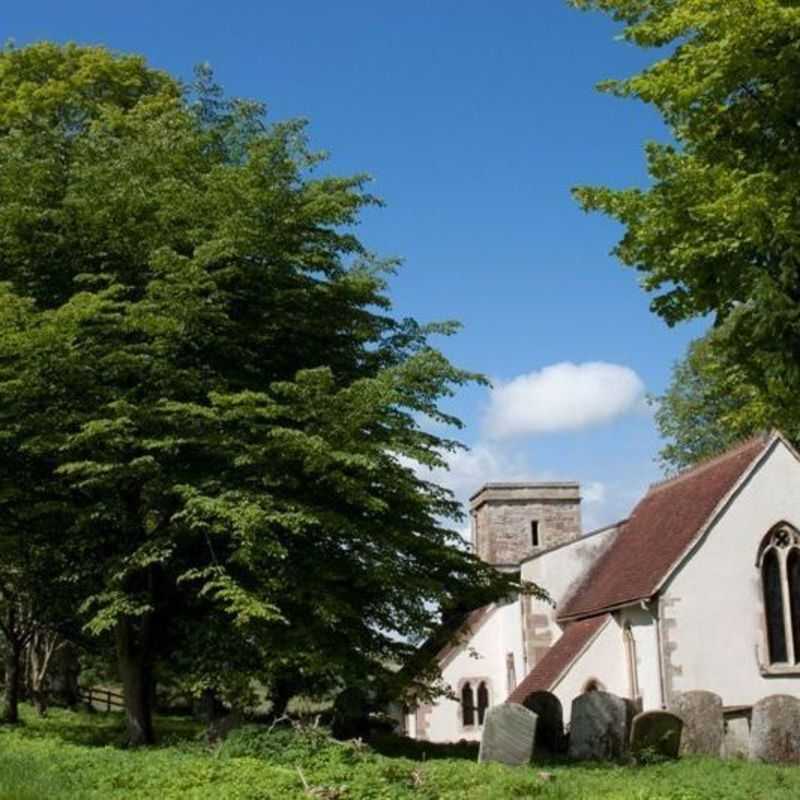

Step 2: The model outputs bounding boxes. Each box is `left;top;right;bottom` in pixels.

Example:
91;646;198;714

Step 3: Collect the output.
410;443;537;507
582;480;607;506
484;361;645;439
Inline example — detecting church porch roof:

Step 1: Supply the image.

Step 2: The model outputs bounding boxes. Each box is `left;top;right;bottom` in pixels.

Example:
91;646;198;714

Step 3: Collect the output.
506;614;610;702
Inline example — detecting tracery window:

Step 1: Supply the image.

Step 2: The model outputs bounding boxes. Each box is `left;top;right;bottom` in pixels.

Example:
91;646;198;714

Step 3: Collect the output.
759;524;800;665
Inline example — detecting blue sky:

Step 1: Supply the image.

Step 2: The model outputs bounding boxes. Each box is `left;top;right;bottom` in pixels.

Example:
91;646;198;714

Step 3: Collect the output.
5;1;707;529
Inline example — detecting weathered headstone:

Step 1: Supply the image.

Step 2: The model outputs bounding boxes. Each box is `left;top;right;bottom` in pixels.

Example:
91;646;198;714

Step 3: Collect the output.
478;703;538;766
630;710;683;759
522;691;565;754
749;695;800;764
568;690;629;761
670;690;724;757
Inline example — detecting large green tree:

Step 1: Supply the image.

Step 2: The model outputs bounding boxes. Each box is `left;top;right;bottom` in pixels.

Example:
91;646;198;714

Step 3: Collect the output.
651;332;782;472
0;43;517;744
571;0;800;451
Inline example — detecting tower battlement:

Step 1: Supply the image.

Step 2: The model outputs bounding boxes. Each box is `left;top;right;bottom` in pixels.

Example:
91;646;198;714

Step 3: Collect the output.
469;482;582;566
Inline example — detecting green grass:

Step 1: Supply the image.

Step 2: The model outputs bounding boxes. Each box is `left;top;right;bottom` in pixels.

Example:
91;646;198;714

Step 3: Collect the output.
1;705;799;799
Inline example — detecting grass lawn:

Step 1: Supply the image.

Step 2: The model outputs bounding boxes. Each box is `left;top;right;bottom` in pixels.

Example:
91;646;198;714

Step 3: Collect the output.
1;705;800;799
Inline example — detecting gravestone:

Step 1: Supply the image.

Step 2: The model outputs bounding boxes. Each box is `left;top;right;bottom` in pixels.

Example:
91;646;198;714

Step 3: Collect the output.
568;691;629;761
671;690;724;757
749;695;800;764
332;687;371;740
522;691;565;754
630;710;683;759
478;703;538;766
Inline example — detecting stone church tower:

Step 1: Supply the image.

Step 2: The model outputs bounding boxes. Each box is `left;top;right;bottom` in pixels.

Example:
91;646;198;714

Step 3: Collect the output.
469;482;582;567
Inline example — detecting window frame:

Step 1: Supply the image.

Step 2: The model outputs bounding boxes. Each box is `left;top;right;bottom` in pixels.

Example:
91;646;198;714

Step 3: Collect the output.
458;677;491;731
757;523;800;674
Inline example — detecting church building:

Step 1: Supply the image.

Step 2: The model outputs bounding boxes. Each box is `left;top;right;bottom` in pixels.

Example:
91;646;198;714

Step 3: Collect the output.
406;431;800;742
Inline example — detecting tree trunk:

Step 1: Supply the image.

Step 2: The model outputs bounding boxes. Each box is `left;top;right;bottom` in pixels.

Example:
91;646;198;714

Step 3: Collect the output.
50;641;81;708
2;642;22;724
269;675;296;719
31;685;48;716
194;688;221;724
116;618;155;746
29;627;61;717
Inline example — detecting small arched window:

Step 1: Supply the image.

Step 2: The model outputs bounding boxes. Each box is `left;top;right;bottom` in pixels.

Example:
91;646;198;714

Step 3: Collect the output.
461;682;475;727
759;524;800;665
477;681;489;725
582;677;605;693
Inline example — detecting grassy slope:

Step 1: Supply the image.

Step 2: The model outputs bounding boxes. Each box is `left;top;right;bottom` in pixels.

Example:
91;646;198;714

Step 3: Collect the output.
1;706;800;800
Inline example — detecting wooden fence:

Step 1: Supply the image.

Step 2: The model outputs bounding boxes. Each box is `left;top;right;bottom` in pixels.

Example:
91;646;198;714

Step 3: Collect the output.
78;686;125;712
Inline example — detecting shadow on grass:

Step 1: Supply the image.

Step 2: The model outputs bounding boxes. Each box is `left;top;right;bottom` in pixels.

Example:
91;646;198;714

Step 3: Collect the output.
2;705;202;749
367;734;649;773
368;732;479;762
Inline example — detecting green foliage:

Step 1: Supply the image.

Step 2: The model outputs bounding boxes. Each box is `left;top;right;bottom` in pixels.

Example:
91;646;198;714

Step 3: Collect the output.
652;333;784;471
0;41;520;732
3;706;800;799
570;1;800;441
220;724;354;766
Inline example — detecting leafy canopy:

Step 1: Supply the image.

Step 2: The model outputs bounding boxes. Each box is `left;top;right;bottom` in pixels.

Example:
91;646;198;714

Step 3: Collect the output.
0;43;520;712
571;0;800;459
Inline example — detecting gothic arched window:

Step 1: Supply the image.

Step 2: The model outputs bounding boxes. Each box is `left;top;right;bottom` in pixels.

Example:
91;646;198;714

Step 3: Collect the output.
477;681;489;725
759;525;800;665
461;682;475;727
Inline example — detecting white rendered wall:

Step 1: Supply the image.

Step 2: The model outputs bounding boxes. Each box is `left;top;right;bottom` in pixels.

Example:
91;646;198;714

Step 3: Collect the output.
520;525;620;668
662;440;800;706
618;604;663;711
423;597;525;742
551;615;628;724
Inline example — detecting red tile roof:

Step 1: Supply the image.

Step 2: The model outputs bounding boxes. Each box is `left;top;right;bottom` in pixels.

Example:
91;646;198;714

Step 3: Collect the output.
506;615;610;703
558;435;770;621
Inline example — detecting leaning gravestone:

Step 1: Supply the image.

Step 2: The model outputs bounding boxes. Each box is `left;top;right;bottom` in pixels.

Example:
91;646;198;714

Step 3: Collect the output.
478;703;538;766
569;691;629;761
522;691;565;754
630;710;683;759
671;690;724;757
749;695;800;764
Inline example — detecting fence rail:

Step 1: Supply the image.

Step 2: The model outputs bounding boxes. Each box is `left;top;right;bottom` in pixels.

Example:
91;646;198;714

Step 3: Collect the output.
78;686;125;712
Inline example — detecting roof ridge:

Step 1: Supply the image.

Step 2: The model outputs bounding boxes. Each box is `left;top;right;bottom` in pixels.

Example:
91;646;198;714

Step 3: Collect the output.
645;432;769;495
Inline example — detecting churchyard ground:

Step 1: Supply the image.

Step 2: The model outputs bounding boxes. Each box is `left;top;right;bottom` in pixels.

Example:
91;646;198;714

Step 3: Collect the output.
2;705;800;800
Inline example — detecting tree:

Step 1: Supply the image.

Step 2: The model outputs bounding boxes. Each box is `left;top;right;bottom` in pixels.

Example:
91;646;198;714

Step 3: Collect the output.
652;333;783;472
0;44;520;743
570;1;800;428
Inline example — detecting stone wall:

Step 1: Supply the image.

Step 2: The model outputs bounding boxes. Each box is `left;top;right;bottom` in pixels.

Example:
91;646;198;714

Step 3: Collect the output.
470;483;582;565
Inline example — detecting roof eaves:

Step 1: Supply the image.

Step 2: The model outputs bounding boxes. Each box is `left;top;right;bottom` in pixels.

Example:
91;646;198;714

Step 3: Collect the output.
557;596;651;623
548;614;612;692
436;604;495;671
